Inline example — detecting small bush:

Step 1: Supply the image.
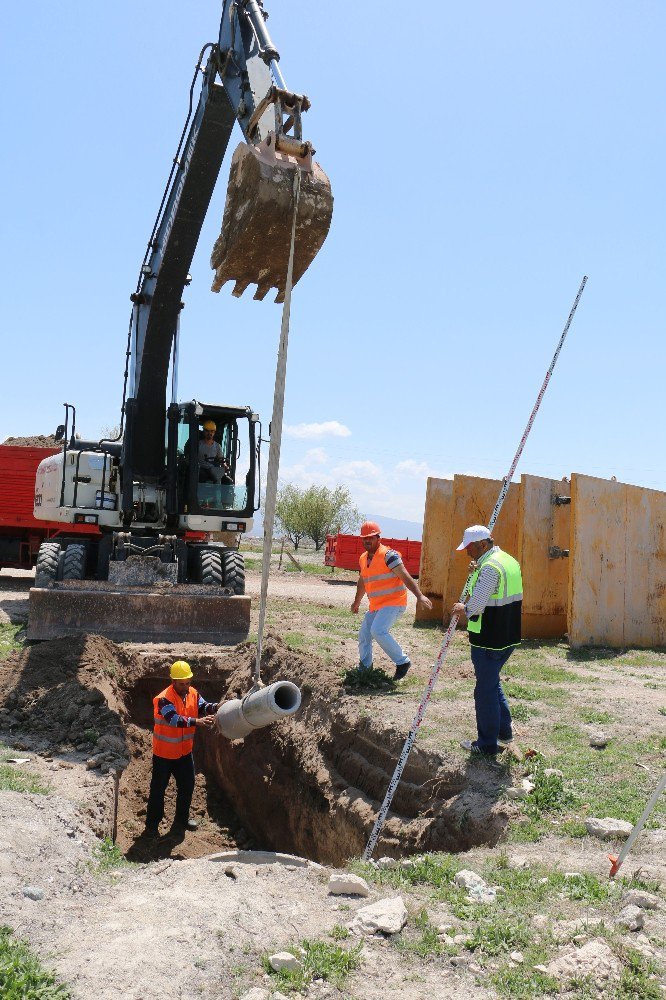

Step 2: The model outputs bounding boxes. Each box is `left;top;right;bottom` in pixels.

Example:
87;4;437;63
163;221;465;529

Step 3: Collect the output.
342;667;396;691
263;938;362;992
90;838;129;874
0;925;70;998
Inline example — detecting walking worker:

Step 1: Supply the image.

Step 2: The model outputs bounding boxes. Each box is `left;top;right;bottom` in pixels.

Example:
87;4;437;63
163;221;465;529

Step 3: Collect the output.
351;521;432;680
144;660;219;838
451;525;523;756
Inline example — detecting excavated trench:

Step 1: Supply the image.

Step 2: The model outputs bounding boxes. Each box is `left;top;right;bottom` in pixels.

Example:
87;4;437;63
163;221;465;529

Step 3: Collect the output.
0;634;513;865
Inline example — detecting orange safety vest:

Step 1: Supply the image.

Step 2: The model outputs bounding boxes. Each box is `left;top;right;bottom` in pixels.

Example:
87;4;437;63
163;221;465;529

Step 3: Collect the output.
359;543;407;612
152;684;199;759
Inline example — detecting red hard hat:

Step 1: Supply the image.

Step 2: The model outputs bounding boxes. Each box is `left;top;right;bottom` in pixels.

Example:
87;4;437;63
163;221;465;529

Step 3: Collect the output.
360;520;381;538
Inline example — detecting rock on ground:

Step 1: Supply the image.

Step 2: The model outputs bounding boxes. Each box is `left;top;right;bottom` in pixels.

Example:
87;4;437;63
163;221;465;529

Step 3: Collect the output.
544;939;622;984
616;904;645;931
453;870;486;891
584;817;633;839
269;952;302;972
328;873;370;896
623;889;660;910
351;896;408;935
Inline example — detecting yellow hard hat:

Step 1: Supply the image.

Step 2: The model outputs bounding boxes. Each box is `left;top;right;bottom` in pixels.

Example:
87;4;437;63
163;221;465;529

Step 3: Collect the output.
170;660;193;680
202;420;216;431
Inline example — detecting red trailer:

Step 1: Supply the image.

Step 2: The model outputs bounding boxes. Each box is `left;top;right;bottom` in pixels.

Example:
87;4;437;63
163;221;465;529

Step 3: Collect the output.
0;443;209;573
324;532;422;577
0;445;101;570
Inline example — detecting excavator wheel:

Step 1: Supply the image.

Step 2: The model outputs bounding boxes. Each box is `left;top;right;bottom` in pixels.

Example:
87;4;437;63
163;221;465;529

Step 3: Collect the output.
211;140;333;303
198;547;224;587
221;550;245;596
62;544;86;581
34;541;61;588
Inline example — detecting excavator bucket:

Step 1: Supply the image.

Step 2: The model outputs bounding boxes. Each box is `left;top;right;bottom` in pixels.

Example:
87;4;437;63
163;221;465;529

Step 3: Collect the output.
211;140;333;303
27;580;250;645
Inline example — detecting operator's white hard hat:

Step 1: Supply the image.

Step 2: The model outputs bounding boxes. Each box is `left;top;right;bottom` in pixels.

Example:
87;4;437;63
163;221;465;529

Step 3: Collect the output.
456;525;492;551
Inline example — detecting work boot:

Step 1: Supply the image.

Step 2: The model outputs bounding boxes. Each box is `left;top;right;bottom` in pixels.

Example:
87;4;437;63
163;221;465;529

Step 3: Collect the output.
460;739;505;757
357;662;373;672
393;660;411;681
143;826;160;839
170;818;199;833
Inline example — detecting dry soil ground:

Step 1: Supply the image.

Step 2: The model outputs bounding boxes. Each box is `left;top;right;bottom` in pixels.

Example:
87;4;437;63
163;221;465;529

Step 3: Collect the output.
0;557;664;1000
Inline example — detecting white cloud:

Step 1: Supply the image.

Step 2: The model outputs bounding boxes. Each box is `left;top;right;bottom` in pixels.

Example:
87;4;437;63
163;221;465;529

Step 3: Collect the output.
284;420;351;439
278;455;458;522
333;460;382;481
396;459;434;478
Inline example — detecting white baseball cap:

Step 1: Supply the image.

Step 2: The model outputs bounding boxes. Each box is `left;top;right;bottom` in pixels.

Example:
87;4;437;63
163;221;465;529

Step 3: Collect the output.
456;525;492;551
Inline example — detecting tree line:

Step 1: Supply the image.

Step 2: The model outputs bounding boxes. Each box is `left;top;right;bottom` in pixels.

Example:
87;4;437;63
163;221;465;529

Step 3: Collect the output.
275;484;361;550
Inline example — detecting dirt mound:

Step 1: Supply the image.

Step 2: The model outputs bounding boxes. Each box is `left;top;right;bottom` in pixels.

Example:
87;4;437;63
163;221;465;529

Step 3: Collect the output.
2;434;59;447
0;634;132;766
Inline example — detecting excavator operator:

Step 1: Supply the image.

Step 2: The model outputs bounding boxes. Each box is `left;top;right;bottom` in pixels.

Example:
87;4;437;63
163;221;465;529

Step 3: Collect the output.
198;420;232;485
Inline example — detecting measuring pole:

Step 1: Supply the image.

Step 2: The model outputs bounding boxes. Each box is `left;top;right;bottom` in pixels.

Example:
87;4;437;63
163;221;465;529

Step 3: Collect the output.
608;771;666;878
362;276;588;860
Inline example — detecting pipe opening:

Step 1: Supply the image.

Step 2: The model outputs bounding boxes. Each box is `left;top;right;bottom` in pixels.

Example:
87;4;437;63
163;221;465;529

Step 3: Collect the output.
271;681;300;712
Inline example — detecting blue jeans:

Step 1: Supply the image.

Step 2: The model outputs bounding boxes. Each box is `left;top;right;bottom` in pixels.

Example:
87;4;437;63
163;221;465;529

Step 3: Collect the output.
470;646;514;753
358;606;408;668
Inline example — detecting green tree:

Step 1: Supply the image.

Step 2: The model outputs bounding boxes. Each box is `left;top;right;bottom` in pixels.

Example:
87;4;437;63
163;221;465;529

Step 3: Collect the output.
275;483;308;550
275;484;361;551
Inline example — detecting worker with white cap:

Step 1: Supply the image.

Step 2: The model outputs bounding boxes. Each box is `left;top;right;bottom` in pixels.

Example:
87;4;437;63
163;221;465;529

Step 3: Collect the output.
451;525;523;756
351;521;432;680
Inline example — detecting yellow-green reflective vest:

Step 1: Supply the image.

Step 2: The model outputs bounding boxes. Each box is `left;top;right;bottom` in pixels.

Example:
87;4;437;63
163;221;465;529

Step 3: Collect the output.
467;548;523;650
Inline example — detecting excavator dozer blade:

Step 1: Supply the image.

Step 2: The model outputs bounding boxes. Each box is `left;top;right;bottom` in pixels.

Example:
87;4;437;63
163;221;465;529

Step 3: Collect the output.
211;140;333;303
27;582;250;645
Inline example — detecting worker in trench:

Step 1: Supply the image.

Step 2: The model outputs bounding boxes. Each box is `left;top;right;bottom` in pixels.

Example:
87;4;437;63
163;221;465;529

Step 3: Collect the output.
144;660;220;838
451;525;523;756
351;521;432;680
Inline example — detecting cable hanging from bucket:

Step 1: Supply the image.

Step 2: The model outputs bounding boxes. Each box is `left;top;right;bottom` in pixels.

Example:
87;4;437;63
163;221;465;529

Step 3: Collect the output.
362;275;588;861
253;168;302;689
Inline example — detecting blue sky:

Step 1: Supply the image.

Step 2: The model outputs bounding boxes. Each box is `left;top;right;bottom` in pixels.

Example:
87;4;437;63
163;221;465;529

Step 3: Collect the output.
2;2;664;523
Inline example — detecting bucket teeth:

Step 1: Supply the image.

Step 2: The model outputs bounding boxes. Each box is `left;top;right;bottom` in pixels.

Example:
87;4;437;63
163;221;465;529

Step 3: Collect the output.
211;140;333;302
232;278;252;298
253;283;272;302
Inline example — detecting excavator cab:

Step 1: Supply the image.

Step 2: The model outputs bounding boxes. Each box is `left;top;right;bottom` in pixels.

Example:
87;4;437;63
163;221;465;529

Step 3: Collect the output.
172;402;258;525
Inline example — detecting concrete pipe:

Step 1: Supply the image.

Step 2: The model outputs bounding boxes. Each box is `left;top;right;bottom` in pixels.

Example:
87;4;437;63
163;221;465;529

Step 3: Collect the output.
215;681;302;741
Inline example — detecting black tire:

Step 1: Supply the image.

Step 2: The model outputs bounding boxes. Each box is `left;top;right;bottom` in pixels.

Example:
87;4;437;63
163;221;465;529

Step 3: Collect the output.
221;549;245;595
34;541;61;588
199;548;223;586
62;544;86;581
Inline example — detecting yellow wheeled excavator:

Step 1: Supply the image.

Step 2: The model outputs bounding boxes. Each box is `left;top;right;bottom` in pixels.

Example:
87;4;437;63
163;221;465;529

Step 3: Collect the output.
27;0;333;644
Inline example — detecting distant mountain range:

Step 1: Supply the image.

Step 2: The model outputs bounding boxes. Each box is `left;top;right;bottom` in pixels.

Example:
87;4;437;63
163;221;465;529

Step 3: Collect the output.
247;511;422;541
365;514;423;541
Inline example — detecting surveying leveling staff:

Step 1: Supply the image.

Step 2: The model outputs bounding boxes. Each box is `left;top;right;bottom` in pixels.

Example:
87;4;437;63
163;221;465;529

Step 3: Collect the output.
144;660;219;838
351;521;432;680
451;525;523;756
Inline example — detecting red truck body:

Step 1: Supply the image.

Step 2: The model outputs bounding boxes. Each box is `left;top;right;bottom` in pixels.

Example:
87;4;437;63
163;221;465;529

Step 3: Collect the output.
0;445;101;570
0;444;209;571
324;532;422;577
